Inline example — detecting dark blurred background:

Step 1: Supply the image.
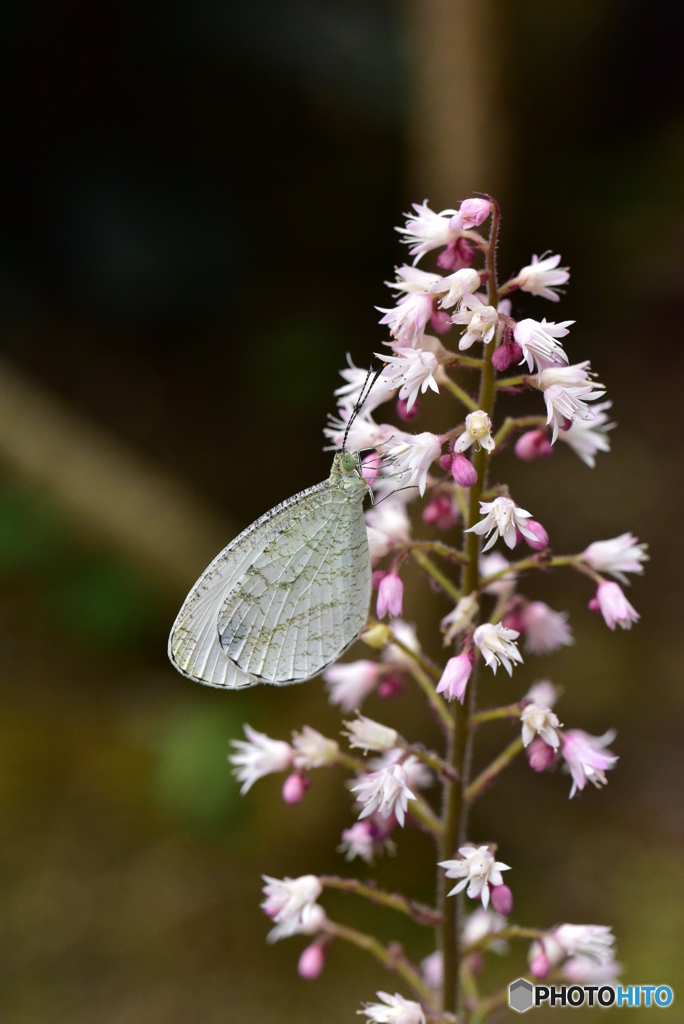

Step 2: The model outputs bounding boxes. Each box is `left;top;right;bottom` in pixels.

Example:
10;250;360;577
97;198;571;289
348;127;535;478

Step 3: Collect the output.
0;1;682;1021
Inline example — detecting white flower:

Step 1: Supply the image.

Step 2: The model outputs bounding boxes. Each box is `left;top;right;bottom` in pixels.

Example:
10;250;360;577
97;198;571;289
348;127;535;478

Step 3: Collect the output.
365;495;412;560
384;432;442;495
378;348;439;411
524;680;560;708
229;725;293;794
462;908;508;953
339;821;376;863
292;726;339;769
345;714;399;753
563;956;622;984
473;622;523;676
561;729;618;798
440;845;511;909
351;763;416;827
521;601;574;654
452;294;499;348
479;552;517;597
440;592;479;645
396;200;461;262
334;354;398;416
466;496;536;551
514;318;573;374
430;267;481;308
542;381;606;443
383;618;421;668
516;253;569;301
582;533;649;585
359;991;426;1024
521;703;561;749
558;401;614;467
554;924;617;966
454;410;495;454
538;360;596;388
377;293;435;347
387;265;443;295
324;410;395;453
371;749;432;791
261;874;326;942
324;660;381;711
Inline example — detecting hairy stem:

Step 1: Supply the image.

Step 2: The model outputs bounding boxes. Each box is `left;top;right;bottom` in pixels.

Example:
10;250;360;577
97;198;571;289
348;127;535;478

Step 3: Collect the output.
324;921;437;1006
441;375;480;412
440;199;501;1017
466;736;524;802
319;876;442;927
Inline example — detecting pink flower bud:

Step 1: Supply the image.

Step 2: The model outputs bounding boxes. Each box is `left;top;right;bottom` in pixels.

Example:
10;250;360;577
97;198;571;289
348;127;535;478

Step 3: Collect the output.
527;737;556;772
437;237;475;271
430;309;452;334
298;943;326;979
377;573;404;619
451;453;478;487
438;452;453;471
378;673;405;699
449;198;491;230
435;651;473;703
502;608;526;634
529;951;550;979
514;430;553;461
282;773;310;804
588;596;600;613
490;883;513;916
422;494;458;530
371;569;388;590
491;340;523;372
361;453;381;483
465;952;485;974
396;396;420;422
525;520;549;550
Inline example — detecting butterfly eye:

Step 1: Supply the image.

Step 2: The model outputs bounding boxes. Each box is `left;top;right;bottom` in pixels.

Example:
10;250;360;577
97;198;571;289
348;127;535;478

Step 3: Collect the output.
340;453;357;473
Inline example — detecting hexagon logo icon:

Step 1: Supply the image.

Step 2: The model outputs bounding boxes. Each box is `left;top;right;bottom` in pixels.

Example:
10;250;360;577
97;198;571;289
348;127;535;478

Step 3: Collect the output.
509;978;534;1013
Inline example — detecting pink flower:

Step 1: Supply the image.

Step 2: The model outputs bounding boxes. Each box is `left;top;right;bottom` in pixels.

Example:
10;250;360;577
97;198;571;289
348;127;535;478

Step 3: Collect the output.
324;660;381;711
430;267;481;309
474;622;523;676
521;601;573;654
437;237;475;271
440;845;511;909
298;943;326;979
561;729;618;798
595;581;640;630
466;496;536;551
338;821;376;863
377;292;434;346
490;883;513;916
452;295;499;348
396;395;420;422
377;573;404;619
582;533;648;584
514;318;573;375
451;453;478;486
542;382;606;443
229;725;294;794
351;763;416;827
422;494;458;530
449;198;492;230
436;652;473;703
430;308;452;333
384;431;442;495
524;520;549;551
397;200;461;262
282;773;310;804
526;737;556;772
361;453;381;483
529;950;551;978
515;430;553;460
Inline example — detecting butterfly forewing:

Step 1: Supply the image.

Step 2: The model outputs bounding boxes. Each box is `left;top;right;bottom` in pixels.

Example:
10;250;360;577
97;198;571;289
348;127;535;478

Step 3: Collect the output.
217;482;370;683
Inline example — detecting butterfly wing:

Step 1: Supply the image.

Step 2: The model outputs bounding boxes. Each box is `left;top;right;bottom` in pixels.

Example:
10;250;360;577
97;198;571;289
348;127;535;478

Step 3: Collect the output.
217;482;370;683
168;479;334;688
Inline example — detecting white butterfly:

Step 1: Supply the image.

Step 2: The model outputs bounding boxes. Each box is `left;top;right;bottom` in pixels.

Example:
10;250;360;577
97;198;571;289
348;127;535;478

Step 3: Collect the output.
168;451;371;689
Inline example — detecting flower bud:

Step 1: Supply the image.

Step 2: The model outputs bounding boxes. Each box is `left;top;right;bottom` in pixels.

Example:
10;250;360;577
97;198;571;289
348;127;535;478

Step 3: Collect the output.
490;883;514;916
371;569;387;590
439;452;453;471
396;396;420;422
298;943;326;979
422;495;458;530
529;951;550;979
282;773;310;804
437;237;475;271
378;673;405;699
526;737;556;772
588;596;600;613
361;623;391;649
491;340;523;372
435;651;473;703
451;453;478;487
377;573;404;619
525;520;549;551
430;309;452;334
514;430;553;461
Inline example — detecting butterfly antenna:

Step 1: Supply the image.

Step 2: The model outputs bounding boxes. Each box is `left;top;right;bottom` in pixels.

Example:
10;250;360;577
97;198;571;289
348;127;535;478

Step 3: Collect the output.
341;363;385;453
